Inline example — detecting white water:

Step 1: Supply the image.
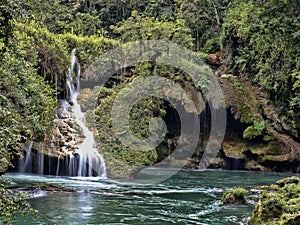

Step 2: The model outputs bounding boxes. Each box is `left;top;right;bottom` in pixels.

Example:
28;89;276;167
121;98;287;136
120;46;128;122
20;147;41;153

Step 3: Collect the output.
16;49;106;177
19;141;33;173
65;49;106;177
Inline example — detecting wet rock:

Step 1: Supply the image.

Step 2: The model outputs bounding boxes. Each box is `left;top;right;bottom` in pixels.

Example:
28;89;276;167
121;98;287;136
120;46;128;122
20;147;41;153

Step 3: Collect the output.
60;147;67;153
244;160;264;172
57;120;67;128
65;133;73;141
67;119;75;128
58;140;66;147
221;188;248;205
27;184;75;192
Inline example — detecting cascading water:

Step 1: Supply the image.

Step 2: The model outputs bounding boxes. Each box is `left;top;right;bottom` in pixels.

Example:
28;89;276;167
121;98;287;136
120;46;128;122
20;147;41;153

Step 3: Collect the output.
19;141;33;173
13;49;106;177
63;48;106;177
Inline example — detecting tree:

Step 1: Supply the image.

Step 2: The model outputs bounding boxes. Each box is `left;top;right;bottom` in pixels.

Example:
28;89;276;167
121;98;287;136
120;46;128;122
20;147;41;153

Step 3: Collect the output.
175;0;230;52
221;0;300;131
112;11;193;48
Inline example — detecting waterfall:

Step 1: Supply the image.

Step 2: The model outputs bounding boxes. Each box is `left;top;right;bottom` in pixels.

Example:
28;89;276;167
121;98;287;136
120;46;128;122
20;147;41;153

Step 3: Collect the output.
63;48;106;177
19;141;33;173
38;143;44;174
12;49;106;178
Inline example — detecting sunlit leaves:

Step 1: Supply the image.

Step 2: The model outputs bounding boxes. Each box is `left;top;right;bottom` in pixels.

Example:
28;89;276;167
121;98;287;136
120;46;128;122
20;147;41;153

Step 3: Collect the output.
111;11;193;49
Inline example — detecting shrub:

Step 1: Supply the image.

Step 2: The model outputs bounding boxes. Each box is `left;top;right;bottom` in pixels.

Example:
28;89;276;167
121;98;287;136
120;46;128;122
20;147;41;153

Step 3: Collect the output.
243;121;266;139
0;176;37;225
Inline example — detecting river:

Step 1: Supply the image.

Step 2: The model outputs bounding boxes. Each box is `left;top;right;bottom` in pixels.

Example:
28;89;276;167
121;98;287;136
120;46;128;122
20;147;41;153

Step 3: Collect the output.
5;169;294;225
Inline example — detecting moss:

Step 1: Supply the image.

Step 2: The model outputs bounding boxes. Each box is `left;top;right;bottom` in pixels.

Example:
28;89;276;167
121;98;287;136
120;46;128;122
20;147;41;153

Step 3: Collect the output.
222;141;247;159
243;121;266;139
276;176;300;187
219;78;257;124
239;103;255;124
250;176;300;225
265;141;283;156
233;79;244;93
221;188;248;205
263;134;276;142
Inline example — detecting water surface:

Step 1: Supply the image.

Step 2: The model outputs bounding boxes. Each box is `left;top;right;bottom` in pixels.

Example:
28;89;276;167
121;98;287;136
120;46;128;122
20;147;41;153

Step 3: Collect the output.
6;169;294;225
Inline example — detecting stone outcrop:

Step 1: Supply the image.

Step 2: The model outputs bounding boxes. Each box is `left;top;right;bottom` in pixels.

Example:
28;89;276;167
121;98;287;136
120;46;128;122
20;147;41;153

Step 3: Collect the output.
205;76;300;172
10;101;86;175
250;176;300;225
37;102;85;159
221;188;248;205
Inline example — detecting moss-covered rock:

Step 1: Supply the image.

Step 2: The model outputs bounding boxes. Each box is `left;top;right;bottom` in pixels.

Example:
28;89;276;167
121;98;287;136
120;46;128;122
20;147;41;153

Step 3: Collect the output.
27;183;75;192
250;176;300;225
221;187;248;205
214;76;300;173
94;84;162;179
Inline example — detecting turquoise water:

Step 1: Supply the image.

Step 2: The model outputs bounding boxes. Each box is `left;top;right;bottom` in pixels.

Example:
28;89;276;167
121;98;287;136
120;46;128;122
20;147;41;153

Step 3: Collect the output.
6;169;294;225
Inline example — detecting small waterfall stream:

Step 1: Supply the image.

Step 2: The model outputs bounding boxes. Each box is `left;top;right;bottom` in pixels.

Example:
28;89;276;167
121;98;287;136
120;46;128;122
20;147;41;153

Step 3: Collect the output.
63;49;106;177
14;49;106;177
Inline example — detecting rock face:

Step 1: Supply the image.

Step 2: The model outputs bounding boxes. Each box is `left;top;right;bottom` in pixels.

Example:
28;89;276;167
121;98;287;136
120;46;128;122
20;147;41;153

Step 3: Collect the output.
51;103;85;158
10;101;86;176
184;76;300;173
250;176;300;225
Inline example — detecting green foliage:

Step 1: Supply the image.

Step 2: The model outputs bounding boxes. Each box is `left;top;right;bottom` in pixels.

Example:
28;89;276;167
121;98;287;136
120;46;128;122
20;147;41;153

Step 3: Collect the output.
15;21;69;87
243;121;266;139
0;107;21;172
60;33;118;71
0;176;37;224
0;0;23;50
94;84;161;179
176;0;230;52
24;0;73;34
64;11;102;36
111;11;193;49
0;18;59;173
94;86;114;103
0;48;56;141
221;0;300;131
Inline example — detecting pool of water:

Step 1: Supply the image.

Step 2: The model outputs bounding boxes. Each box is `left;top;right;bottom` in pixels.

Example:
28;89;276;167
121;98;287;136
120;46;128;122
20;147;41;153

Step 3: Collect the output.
5;169;295;225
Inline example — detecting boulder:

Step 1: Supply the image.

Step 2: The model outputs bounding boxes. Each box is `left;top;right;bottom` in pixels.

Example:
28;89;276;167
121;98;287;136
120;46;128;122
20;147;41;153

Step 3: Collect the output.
221;188;248;205
250;176;300;225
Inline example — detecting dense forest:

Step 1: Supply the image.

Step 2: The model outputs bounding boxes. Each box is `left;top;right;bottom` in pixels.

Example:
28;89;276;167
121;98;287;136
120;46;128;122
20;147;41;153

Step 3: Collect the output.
1;0;299;172
0;0;299;223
